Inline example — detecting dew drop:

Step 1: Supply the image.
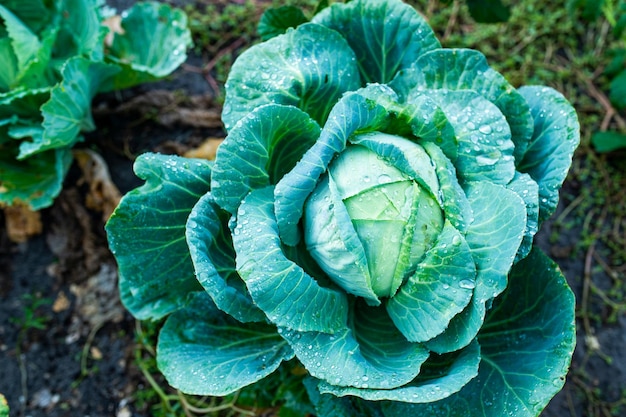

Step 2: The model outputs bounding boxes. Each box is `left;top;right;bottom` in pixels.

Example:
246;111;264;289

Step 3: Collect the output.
459;280;475;289
479;125;492;134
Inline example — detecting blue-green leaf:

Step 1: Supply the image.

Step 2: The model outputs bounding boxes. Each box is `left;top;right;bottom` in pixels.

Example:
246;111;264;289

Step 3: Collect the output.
223;22;360;130
385;248;576;416
257;6;309;41
281;300;429;391
186;192;266;323
426;182;526;353
211;104;320;214
158;292;294;396
464;182;526;302
506;172;539;263
387;221;475;343
233;187;349;333
321;340;480;403
517;86;580;223
426;90;516;186
312;0;440;84
391;49;534;161
105;154;211;320
422;142;473;233
102;2;192;91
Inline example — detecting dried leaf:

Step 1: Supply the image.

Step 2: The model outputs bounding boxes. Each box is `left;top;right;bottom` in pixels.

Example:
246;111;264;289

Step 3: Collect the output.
2;203;42;243
184;137;224;161
73;149;122;221
103;15;125;47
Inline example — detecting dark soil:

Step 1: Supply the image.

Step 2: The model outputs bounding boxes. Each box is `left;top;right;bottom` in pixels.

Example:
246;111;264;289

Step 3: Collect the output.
1;3;625;417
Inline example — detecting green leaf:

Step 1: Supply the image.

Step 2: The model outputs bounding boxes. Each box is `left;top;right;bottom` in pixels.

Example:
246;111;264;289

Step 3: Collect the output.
385;248;575;416
387;221;475;343
0;5;41;73
102;2;192;91
426;90;516;186
609;69;626;109
0;393;7;417
305;378;384;417
281;300;429;391
518;86;580;223
506;172;539;263
0;37;19;91
17;57;120;158
391;49;534;161
223;22;360;130
158;291;294;396
426;181;526;353
212;104;320;214
591;130;626;152
0;144;71;209
0;86;49;119
422;142;473;233
466;0;511;23
186;192;266;323
321;340;480;403
232;187;349;333
312;0;440;84
275;87;390;245
105;154;211;320
257;6;309;41
54;0;102;59
0;0;52;33
463;182;526;302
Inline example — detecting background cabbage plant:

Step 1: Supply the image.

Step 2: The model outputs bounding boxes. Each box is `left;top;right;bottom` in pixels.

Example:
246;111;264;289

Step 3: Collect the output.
0;0;191;209
106;0;579;415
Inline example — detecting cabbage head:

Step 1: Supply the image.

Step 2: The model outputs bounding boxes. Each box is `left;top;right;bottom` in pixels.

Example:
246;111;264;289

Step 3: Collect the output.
106;0;579;415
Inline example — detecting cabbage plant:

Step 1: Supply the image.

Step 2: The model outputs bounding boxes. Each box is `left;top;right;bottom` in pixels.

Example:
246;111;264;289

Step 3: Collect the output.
0;0;191;209
106;0;579;415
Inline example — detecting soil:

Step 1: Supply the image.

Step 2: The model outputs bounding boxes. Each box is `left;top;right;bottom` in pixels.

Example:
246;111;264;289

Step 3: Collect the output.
1;3;625;417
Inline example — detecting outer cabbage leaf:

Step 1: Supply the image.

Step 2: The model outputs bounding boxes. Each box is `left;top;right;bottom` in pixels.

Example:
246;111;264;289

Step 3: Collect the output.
517;86;580;222
211;104;320;214
312;0;440;84
233;187;349;333
102;2;192;91
425;181;526;354
316;340;480;403
186;192;266;323
158;291;294;395
383;248;576;417
391;48;534;161
257;5;309;41
105;154;210;320
280;300;430;391
223;22;360;130
425;89;516;186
